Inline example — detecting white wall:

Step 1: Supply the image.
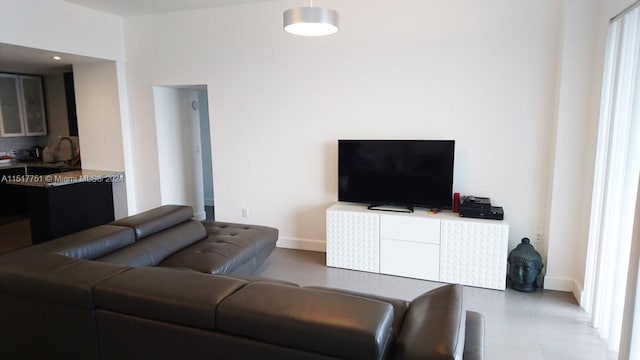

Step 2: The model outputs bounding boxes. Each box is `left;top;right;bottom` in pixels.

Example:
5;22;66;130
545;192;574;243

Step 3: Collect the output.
73;61;128;217
123;0;562;252
544;0;603;296
0;0;124;61
543;0;637;299
74;62;126;171
154;86;206;219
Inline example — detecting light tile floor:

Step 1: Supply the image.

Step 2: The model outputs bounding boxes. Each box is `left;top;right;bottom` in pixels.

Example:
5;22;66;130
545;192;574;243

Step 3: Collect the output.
255;248;618;360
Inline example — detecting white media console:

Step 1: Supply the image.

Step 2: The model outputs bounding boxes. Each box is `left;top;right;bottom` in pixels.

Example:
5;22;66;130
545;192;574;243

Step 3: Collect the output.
326;202;509;290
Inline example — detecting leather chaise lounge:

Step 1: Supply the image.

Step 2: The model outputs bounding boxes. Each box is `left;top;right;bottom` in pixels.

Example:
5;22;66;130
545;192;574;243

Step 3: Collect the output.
0;205;485;360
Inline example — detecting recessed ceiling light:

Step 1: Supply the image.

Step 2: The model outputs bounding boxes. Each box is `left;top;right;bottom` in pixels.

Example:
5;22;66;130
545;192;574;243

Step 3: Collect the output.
53;56;62;61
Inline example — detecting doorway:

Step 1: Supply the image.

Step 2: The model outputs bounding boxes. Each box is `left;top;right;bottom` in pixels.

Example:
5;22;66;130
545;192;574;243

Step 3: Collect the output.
197;89;214;220
153;85;213;221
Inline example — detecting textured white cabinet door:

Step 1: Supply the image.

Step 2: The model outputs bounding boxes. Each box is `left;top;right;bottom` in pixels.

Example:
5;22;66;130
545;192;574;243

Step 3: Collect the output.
380;238;439;281
326;210;380;272
440;220;509;290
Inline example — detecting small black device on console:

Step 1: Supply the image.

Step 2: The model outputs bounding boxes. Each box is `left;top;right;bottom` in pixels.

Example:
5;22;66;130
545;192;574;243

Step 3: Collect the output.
459;196;504;220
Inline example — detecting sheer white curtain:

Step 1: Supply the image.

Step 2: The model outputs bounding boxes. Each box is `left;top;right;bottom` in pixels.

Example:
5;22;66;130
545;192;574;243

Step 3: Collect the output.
583;2;640;353
621;186;640;360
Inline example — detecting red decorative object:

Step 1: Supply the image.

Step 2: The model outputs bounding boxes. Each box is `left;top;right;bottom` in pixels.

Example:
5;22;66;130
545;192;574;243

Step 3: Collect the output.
453;192;460;213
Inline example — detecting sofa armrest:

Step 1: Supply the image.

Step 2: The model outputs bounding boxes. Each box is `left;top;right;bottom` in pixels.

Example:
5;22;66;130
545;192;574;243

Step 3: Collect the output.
393;284;465;360
464;311;485;360
305;285;410;340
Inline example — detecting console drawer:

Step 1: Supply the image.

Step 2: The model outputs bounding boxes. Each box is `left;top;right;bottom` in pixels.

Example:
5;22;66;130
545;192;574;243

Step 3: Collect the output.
380;238;440;281
380;215;440;244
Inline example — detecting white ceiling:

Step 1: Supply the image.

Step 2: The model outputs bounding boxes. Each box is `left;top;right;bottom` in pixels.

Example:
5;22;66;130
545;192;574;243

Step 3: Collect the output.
1;0;276;75
63;0;275;17
0;43;102;75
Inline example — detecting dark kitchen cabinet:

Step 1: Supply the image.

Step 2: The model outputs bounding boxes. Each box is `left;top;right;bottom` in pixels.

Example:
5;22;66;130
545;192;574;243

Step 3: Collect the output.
1;166;114;244
0;166;77;217
26;181;114;244
0;168;27;219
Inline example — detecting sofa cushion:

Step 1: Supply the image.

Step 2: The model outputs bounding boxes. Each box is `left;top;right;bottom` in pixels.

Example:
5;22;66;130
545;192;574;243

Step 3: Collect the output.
393;284;465;360
112;205;193;240
217;282;394;360
94;267;248;330
158;222;277;274
96;221;206;267
202;221;278;257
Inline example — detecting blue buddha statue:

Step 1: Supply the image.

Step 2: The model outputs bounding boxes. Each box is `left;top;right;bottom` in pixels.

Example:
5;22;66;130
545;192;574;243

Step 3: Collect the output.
508;238;543;292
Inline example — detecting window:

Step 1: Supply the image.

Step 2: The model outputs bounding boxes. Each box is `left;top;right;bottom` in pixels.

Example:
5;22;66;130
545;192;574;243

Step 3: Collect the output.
583;2;640;356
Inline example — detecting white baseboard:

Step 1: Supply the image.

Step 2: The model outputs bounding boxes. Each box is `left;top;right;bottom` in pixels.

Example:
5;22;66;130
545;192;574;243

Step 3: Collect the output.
544;275;583;304
574;281;585;307
277;237;326;252
543;275;574;291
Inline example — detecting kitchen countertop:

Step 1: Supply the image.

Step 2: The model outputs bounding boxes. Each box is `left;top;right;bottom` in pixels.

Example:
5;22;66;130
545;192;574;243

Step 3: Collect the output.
2;169;124;188
0;160;81;170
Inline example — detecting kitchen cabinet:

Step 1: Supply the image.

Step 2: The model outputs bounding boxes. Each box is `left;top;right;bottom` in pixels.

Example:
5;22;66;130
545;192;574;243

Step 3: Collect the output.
20;75;47;135
0;165;80;221
0;73;47;137
0;168;27;219
2;165;118;244
0;74;23;136
26;181;114;244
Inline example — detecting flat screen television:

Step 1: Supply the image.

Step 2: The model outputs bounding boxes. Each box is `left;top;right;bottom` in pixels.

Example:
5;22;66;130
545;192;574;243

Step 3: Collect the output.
338;140;455;210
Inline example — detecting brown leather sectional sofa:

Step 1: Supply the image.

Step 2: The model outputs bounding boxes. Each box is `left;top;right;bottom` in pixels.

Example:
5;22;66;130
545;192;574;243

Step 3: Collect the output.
0;205;485;359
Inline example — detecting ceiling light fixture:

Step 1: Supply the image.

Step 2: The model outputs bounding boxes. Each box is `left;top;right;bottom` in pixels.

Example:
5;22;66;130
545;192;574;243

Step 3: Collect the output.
53;56;62;61
284;0;339;37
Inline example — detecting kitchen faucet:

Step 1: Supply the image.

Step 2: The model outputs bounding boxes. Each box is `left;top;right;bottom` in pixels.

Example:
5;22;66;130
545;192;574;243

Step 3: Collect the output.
56;137;76;162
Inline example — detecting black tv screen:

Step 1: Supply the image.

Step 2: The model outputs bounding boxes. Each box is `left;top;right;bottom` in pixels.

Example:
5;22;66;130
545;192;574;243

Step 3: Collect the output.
338;140;455;209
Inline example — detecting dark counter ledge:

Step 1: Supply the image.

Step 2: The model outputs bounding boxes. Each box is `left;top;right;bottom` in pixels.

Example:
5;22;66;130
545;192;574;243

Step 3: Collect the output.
3;169;124;188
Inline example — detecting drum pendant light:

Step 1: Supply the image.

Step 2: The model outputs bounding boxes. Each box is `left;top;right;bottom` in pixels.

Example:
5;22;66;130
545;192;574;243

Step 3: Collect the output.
283;0;339;36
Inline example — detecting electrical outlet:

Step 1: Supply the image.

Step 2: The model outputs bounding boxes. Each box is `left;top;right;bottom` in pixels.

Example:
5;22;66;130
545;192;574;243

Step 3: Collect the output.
534;232;543;243
242;208;248;218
